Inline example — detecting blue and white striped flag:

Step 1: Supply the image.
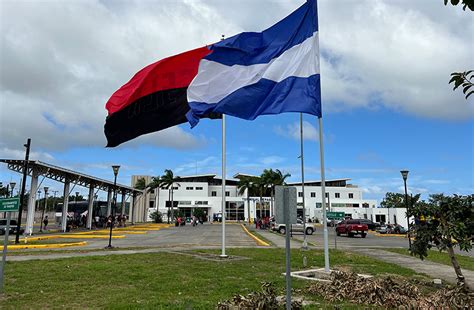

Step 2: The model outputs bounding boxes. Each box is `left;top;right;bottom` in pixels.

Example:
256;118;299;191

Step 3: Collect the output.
186;0;321;127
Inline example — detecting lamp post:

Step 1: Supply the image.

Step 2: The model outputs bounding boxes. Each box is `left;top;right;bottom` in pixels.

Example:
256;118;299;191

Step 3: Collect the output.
9;182;16;198
107;165;120;249
40;187;48;232
400;170;411;249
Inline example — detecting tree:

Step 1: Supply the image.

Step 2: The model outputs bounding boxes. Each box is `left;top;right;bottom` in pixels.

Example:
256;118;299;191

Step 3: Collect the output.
147;176;163;216
449;71;474;100
380;192;421;209
237;176;256;223
409;194;473;289
149;210;163;223
192;208;205;222
160;169;181;224
134;177;147;190
444;0;474;11
443;1;473;99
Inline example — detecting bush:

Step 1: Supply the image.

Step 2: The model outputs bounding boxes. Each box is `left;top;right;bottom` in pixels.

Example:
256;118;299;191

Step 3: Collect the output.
150;210;163;223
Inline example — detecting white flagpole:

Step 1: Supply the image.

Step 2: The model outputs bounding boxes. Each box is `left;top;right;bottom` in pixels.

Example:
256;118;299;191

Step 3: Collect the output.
300;113;308;249
318;117;330;272
220;113;227;258
219;34;228;258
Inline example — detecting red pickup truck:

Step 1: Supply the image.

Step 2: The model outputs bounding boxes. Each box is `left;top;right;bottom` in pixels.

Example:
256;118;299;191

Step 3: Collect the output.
336;220;368;238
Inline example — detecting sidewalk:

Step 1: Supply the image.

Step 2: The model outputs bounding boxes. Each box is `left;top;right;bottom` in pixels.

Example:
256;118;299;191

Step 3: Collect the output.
353;248;474;288
253;226;474;288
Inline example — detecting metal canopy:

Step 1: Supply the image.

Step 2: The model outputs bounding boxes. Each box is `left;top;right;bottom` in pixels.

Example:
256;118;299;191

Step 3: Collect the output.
0;159;142;196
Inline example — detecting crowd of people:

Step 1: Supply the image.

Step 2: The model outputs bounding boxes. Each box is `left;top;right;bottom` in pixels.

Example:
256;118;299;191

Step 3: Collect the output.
255;216;271;229
64;213;127;231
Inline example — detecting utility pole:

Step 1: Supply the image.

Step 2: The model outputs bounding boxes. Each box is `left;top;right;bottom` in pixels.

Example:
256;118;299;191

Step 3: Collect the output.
15;138;30;244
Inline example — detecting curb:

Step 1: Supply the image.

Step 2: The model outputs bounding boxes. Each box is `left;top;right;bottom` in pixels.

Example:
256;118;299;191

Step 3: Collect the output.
8;241;87;250
19;234;126;242
240;224;270;246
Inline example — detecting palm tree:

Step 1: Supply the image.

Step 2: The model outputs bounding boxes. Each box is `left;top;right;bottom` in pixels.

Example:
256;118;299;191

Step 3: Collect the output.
160;169;181;224
147;176;163;218
254;176;267;219
133;177;148;222
261;169;275;216
237;176;255;223
134;177;147;190
269;169;291;216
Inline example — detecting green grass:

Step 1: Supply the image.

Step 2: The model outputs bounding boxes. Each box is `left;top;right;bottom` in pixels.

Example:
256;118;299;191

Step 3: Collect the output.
1;248;425;309
384;248;474;271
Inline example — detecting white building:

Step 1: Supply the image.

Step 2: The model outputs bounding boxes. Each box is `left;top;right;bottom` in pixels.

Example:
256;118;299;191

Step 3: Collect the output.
130;174;409;228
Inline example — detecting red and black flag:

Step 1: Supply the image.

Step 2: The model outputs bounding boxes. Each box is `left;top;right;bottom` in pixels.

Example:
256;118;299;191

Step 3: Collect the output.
104;46;218;147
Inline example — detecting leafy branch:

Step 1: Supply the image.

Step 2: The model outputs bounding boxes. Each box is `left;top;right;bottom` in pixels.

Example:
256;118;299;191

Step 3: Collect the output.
444;0;474;11
449;71;474;100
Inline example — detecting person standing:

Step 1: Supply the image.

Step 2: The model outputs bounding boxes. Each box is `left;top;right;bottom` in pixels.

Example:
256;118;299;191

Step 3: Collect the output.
43;215;49;230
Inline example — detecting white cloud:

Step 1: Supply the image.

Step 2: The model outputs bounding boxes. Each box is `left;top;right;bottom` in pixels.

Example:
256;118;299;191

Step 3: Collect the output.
0;146;54;162
260;155;285;166
0;0;472;157
318;0;474;119
274;121;319;141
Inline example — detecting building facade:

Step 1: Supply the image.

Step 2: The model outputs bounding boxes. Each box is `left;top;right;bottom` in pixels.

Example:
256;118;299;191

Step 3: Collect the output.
130;174;409;228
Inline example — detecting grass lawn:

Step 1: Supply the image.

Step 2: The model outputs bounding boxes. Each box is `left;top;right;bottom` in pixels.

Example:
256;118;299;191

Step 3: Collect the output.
384;248;474;271
1;248;424;309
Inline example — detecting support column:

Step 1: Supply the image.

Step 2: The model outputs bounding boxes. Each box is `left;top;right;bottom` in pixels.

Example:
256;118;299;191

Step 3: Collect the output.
106;189;112;216
86;184;94;229
120;191;126;215
61;180;70;232
130;193;136;224
25;169;39;235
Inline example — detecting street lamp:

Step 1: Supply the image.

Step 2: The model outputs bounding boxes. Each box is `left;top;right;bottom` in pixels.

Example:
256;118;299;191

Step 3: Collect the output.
40;187;48;232
107;165;120;249
400;170;411;249
9;182;16;197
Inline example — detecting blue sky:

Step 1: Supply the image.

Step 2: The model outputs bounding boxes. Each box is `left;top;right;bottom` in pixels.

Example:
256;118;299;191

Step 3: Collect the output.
1;0;473;202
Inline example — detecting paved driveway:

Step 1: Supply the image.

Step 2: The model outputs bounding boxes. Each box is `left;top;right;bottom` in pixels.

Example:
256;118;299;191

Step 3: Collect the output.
43;223;258;250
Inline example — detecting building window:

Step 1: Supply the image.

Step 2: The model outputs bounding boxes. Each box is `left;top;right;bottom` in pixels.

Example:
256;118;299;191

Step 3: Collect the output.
349;193;354;199
150;189;155;194
310;192;316;198
195;201;208;205
186;187;193;190
211;191;217;196
178;201;191;205
325;192;329;198
196;187;203;190
149;201;154;209
335;193;340;198
172;186;178;190
298;192;303;197
225;191;230;197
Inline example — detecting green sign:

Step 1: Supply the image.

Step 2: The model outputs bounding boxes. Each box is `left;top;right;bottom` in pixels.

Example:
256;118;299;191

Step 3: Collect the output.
0;198;20;212
327;211;345;219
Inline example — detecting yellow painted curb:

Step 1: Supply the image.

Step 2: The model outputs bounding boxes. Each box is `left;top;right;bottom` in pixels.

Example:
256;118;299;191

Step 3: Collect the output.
73;230;146;235
19;234;125;241
8;241;87;250
373;233;407;238
240;224;270;247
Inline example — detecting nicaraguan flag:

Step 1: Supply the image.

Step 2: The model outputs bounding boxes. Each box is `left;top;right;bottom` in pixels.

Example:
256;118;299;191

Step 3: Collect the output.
186;0;321;127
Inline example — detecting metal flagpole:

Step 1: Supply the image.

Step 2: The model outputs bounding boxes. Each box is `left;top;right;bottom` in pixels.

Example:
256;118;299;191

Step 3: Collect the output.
300;113;308;249
318;117;330;272
219;34;227;258
220;113;227;258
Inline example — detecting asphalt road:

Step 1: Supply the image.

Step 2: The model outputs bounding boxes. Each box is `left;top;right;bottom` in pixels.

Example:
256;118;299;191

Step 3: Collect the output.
71;223;258;250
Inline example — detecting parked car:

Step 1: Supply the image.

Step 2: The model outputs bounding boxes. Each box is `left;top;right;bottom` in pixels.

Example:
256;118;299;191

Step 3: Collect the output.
272;219;315;235
376;224;407;234
357;219;380;231
327;219;342;227
0;219;24;235
335;220;368;238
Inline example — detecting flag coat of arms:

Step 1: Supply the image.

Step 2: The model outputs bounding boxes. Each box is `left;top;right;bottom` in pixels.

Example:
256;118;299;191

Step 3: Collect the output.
104;0;320;146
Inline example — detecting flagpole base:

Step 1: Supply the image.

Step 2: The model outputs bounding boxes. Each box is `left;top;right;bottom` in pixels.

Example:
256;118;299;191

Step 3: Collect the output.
219;254;228;258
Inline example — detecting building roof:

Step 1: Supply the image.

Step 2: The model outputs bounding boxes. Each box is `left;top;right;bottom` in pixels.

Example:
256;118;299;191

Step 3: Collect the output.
1;159;142;196
287;178;351;187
